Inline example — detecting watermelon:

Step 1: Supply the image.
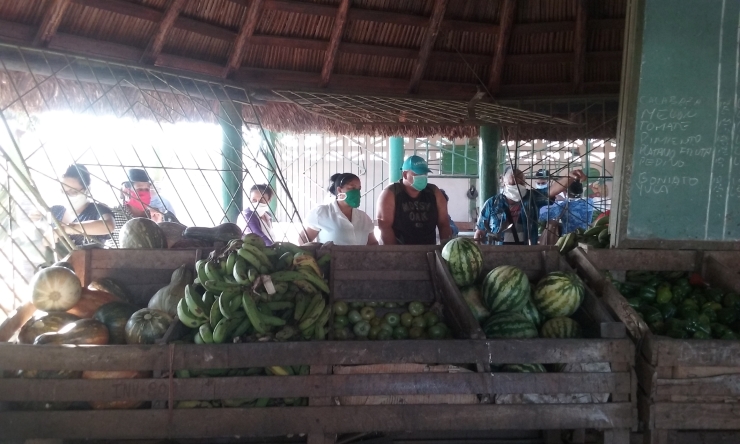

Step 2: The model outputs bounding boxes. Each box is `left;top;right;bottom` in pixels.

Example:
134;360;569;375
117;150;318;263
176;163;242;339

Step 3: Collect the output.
441;238;482;287
501;363;547;373
533;272;585;318
119;218;166;249
483;313;538;339
520;298;542;327
540;317;583;338
460;286;490;322
482;265;530;314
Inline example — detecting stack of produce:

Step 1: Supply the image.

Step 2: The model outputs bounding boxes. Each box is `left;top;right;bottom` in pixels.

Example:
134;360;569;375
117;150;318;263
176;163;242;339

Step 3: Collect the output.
611;271;740;339
332;300;452;340
442;238;587;372
556;212;610;255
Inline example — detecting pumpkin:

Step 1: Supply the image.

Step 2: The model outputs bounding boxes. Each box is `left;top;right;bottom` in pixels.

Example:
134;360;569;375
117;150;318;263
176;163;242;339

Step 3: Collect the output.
119;217;166;249
17;369;82;411
148;265;192;316
93;302;139;344
67;288;121;318
88;278;137;306
30;266;81;312
18;311;80;344
82;370;152;409
183;223;242;243
158;221;187;248
34;318;109;345
125;308;172;344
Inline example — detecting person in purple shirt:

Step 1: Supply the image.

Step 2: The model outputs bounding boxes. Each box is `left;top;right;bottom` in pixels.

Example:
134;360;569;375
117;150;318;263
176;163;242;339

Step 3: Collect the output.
242;184;275;246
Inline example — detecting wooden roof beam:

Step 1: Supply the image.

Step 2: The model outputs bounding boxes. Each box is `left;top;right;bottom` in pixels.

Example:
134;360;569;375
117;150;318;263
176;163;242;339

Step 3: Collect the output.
487;0;516;95
141;0;185;64
572;0;588;94
223;0;264;79
34;0;71;47
320;0;350;87
408;0;448;94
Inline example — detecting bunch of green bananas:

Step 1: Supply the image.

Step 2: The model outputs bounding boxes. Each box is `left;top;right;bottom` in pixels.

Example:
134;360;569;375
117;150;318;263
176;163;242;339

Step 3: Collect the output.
555;214;610;255
177;234;332;343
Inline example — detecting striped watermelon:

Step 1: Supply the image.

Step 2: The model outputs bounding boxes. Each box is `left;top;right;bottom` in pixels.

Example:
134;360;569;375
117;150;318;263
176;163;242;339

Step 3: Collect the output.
482;265;530;314
483;313;538;339
460;286;490;322
540;317;583;338
520;298;542;327
442;238;482;287
501;363;547;373
532;272;585;318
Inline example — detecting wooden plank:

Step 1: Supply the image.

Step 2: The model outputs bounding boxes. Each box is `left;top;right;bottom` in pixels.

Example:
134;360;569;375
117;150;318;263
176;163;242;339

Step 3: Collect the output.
654;336;740;367
652;402;740;430
478;246;553;274
0;372;631;402
319;0;350;87
0;339;634;371
223;0;264;78
89;268;182;285
155;53;225;77
675;431;740;444
656;373;740;397
636;353;658;398
581;249;698;272
48;33;143;63
703;256;740;294
141;0;186;64
572;0;587;93
488;0;516;95
333;270;429;281
672;366;740;379
86;248;198;269
331;245;438;271
333;280;435;302
34;0;71;47
408;0;448;93
706;251;740;273
603;429;630;444
0;403;634;439
431;251;485;340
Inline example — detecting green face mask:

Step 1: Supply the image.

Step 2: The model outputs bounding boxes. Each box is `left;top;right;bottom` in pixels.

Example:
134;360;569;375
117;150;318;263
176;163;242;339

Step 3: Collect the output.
411;174;428;191
338;189;361;208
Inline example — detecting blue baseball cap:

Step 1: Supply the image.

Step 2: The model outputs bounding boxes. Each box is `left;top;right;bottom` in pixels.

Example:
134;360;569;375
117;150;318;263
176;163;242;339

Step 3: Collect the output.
401;155;431;175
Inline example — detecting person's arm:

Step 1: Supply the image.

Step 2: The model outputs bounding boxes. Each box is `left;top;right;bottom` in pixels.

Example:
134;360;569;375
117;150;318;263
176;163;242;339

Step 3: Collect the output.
366;232;379;245
64;213;115;236
299;206;322;245
244;209;267;238
376;187;397;245
434;187;452;243
298;227;320;245
548;169;586;199
473;198;491;242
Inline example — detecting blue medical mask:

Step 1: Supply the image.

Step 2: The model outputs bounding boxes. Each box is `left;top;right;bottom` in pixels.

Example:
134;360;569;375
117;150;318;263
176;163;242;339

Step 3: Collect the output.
535;183;548;190
411;175;428;191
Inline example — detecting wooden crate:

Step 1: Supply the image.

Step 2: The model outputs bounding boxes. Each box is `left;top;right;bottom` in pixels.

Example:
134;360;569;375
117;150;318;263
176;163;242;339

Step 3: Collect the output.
433;246;635;444
570;248;740;444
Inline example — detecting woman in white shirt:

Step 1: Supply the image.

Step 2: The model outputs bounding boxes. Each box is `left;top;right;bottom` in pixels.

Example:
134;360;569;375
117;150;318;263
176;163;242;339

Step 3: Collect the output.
300;173;378;245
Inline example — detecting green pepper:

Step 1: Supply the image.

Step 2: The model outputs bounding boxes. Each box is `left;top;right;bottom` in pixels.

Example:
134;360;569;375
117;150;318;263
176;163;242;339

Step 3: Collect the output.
721;331;738;340
641;305;664;325
686;313;711;335
681;298;699;311
626;270;657;284
706;288;725;304
666;328;690;339
638;286;657;303
627;297;643;310
711;323;730;338
701;307;718;323
703;302;723;312
648;321;666;335
693;331;712;339
657;303;677;321
656;284;673;304
724;292;740;310
666;318;688;332
717;309;738;326
671;284;690;303
659;271;687;282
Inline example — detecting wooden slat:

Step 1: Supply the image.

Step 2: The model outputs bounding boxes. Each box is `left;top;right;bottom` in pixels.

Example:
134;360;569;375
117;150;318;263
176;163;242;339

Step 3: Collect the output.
580;249;698;271
656;373;740;397
652;402;740;430
34;0;71;47
654;337;740;367
320;0;350;87
0;339;634;371
408;0;448;93
156;53;225;77
49;33;143;62
0;403;634;439
488;0;516;95
572;0;587;93
333;280;436;302
141;0;186;64
332;246;437;271
332;270;429;281
223;0;263;79
0;372;631;402
703;256;740;294
431;252;485;340
85;249;198;269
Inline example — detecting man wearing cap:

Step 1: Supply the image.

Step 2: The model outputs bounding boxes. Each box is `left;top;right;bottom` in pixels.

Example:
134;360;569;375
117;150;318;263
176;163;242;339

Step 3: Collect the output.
376;155;452;245
534;169;550;191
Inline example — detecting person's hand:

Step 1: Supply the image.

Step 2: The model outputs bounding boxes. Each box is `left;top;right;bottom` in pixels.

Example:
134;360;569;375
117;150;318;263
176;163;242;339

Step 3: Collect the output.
569;169;587;182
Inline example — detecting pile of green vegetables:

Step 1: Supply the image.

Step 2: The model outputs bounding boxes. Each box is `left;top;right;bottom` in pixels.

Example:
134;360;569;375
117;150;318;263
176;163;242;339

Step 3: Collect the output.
612;271;740;339
332;300;452;340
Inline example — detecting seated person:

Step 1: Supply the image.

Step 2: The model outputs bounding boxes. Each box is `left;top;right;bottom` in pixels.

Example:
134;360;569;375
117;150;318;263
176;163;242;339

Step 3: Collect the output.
242;184;275;246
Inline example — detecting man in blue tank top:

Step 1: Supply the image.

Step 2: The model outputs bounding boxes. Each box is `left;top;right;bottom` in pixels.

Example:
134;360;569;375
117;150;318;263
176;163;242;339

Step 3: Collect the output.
376;155;452;245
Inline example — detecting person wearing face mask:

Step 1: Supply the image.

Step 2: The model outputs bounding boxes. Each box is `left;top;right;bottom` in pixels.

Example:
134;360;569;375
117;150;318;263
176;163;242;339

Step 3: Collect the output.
376;155;452;245
300;173;378;246
474;167;585;245
243;184;276;246
106;168;155;248
539;180;594;235
534;169;551;192
49;164;115;246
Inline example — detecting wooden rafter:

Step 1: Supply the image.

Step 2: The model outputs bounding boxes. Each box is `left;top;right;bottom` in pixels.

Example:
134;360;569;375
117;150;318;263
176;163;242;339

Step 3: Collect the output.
572;0;588;93
141;0;186;64
320;0;350;87
408;0;448;94
487;0;516;95
34;0;71;47
223;0;263;79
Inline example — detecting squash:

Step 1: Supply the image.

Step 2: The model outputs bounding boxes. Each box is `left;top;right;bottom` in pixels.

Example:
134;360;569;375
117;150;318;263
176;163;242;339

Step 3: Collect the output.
17;369;82;411
34;318;109;345
18;311;80;344
67;288;121;318
0;302;37;342
119;217;167;249
30;266;82;312
82;370;152;409
125;308;172;344
158;221;187;248
93;302;138;344
88;278;137;306
183;223;242;243
148;265;191;316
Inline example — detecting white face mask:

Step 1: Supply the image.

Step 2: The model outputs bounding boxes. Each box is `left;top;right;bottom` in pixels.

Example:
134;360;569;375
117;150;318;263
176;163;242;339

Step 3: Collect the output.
66;193;88;211
535;183;548;190
255;203;271;217
503;184;528;202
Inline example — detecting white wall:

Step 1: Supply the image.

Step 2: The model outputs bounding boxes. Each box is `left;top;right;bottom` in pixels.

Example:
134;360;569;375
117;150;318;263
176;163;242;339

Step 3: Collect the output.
429;177;478;222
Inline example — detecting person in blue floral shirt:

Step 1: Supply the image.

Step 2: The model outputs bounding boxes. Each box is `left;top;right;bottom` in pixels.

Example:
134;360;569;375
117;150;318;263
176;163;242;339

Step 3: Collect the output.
538;180;594;235
474;168;586;245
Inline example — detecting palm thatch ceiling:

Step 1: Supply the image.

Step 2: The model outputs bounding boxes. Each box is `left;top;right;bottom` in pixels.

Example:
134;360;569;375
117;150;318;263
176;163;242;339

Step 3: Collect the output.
0;0;624;136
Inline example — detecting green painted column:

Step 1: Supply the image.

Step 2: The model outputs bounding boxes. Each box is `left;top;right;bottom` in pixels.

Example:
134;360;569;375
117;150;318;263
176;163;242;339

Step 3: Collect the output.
220;101;243;223
389;136;404;183
263;131;279;214
478;125;501;209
